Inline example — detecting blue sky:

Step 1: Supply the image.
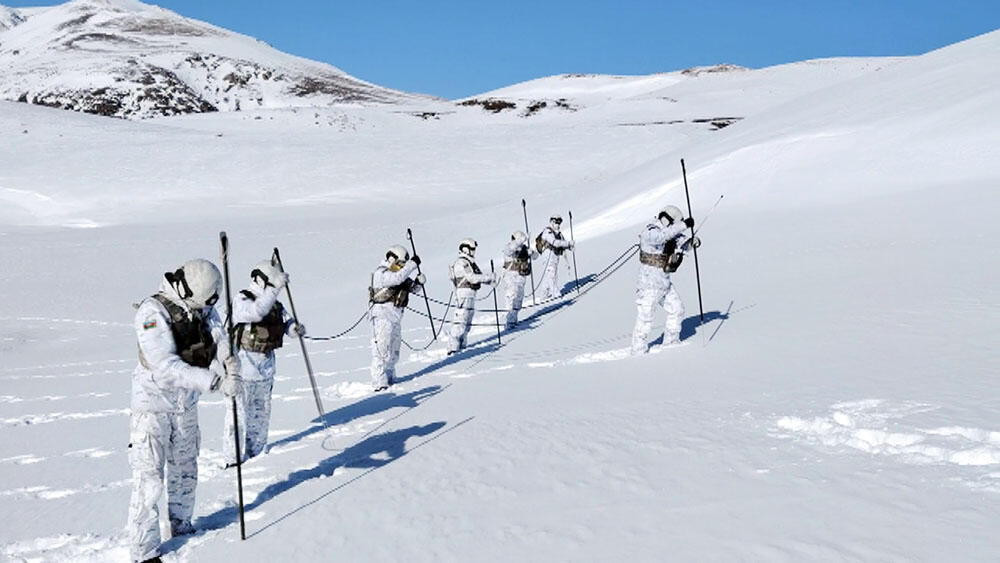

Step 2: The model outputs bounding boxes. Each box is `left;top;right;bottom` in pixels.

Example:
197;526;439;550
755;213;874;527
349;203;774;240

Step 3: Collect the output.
6;0;999;98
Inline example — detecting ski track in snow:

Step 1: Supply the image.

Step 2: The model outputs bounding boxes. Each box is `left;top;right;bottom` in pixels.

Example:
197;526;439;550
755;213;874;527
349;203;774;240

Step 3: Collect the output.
774;400;1000;490
0;479;130;501
2;533;129;563
1;369;132;381
0;408;130;428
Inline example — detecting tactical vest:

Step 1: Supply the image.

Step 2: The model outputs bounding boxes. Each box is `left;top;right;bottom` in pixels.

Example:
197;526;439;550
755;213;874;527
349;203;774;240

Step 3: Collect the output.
369;268;414;308
139;293;217;369
535;228;566;256
452;257;483;290
235;290;286;353
639;236;684;273
504;245;532;276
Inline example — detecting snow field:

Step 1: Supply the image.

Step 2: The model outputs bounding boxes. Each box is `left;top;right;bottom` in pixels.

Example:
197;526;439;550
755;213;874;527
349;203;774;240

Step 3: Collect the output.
2;26;1000;562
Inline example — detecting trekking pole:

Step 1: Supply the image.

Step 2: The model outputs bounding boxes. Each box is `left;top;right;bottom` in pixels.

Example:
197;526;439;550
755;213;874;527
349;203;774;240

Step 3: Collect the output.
219;232;247;541
568;211;581;294
521;199;537;305
680;159;705;322
271;247;325;419
406;228;438;340
489;260;502;346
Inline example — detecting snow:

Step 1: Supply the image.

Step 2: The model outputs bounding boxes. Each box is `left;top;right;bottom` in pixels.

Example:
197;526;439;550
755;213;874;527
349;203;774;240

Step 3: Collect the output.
0;0;422;119
1;6;999;561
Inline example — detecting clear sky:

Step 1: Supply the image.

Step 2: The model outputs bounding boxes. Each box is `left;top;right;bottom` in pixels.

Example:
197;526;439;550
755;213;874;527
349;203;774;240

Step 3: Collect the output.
5;0;999;99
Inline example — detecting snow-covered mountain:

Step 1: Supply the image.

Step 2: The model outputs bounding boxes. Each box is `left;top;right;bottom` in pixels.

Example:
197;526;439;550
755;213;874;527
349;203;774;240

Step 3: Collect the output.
0;4;25;31
0;0;420;119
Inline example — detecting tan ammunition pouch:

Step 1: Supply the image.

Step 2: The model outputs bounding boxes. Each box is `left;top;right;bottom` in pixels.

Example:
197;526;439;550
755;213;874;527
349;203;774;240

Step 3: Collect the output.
237;299;286;354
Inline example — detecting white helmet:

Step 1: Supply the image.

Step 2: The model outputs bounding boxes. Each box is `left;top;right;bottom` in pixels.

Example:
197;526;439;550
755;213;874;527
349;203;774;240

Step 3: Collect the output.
168;258;221;310
511;230;527;243
251;258;282;288
658;205;684;224
385;244;409;264
459;238;477;257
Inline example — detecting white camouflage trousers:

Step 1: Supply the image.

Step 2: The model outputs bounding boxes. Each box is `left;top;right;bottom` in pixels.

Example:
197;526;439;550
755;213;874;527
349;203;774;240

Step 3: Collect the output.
224;350;276;465
127;408;200;562
446;290;477;353
503;272;528;328
537;251;561;300
631;265;684;354
371;303;403;389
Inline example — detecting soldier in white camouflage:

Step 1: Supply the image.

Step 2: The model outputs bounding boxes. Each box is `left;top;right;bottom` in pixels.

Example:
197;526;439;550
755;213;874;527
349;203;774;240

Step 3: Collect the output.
128;259;241;563
631;206;700;354
223;258;305;466
501;230;538;328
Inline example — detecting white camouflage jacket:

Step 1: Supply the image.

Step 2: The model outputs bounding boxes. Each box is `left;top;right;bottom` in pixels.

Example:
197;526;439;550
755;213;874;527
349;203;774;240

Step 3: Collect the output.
131;280;230;413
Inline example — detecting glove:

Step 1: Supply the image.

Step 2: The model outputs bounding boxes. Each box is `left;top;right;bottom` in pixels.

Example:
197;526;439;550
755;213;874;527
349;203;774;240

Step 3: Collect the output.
410;254;421;266
272;271;289;289
220;356;242;397
683;217;695;229
569;241;576;250
415;273;426;285
290;322;306;337
691;236;701;249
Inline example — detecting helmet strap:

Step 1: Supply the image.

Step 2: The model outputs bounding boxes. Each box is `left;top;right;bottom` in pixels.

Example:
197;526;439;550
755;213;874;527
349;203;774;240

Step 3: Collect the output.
251;268;272;287
166;269;193;299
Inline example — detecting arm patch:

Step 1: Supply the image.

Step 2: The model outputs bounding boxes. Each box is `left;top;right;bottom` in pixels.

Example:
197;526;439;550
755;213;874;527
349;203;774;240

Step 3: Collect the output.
142;319;157;330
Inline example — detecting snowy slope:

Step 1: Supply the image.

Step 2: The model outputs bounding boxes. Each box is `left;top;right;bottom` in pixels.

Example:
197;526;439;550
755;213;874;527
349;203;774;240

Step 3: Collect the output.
0;4;25;31
0;0;421;119
1;24;999;563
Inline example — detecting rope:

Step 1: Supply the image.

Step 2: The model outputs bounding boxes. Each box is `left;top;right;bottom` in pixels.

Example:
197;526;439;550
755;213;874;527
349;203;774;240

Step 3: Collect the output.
420;243;638;314
299;243;638;340
303;305;373;342
404;243;639;321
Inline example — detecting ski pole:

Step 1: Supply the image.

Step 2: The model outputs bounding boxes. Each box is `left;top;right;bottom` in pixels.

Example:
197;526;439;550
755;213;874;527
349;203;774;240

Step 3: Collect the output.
406;228;438;340
680;159;705;322
271;247;325;419
219;232;247;541
521;199;537;305
568;211;581;294
489;260;502;345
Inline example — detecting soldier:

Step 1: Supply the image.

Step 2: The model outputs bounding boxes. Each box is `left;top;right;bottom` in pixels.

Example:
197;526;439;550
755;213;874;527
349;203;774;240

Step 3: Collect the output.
501;230;538;328
536;215;574;300
224;258;305;466
369;245;424;391
128;259;240;563
446;238;495;354
631;206;700;354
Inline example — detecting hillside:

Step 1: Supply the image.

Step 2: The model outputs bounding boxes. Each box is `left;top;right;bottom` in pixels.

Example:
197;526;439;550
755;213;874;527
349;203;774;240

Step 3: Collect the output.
0;0;420;119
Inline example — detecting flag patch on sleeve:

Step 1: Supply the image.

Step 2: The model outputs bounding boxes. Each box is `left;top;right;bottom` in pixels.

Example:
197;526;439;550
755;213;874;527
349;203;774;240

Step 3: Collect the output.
143;319;157;330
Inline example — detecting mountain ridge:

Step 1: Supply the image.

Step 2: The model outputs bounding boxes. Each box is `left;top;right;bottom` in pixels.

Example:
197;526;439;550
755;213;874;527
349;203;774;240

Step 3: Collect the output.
0;0;423;119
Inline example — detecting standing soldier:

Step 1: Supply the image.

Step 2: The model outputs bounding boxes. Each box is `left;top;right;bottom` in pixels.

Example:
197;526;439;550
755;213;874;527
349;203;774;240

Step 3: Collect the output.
446;238;495;355
536;214;574;300
501;230;538;329
128;259;241;563
223;258;305;467
631;206;700;355
369;245;425;391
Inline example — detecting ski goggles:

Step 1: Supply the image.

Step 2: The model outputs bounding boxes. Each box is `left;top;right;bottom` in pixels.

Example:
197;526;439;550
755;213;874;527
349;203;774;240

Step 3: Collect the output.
205;293;219;307
550;217;563;224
